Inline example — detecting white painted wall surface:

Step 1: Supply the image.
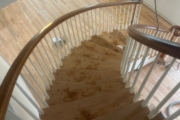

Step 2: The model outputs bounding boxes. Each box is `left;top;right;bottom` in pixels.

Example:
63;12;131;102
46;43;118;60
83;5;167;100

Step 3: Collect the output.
144;0;180;26
0;56;39;120
0;0;16;9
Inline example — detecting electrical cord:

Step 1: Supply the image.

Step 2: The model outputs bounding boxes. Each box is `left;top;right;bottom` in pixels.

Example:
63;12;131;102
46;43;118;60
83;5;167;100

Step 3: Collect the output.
133;0;159;73
154;0;159;36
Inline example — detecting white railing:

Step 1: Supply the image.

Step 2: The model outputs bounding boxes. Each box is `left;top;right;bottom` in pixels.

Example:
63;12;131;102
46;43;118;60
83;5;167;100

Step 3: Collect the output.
123;24;180;119
1;1;142;120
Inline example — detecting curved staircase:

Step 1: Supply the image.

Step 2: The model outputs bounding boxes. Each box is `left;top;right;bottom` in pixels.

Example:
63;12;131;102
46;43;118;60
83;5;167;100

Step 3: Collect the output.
41;34;150;120
1;1;180;120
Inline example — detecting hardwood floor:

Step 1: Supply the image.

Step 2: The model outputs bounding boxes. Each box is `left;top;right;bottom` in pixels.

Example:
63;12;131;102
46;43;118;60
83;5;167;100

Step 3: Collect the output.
1;0;179;119
0;0;172;65
133;61;180;119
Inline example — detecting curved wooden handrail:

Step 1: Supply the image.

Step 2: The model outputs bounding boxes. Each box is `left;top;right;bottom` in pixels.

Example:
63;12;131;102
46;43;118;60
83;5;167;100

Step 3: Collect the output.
0;1;142;119
131;24;180;34
128;24;180;59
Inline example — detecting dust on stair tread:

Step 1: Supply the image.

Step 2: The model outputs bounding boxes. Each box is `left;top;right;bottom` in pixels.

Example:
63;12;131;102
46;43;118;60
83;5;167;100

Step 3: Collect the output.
47;76;124;105
41;89;134;120
90;35;123;53
100;30;127;47
53;69;122;83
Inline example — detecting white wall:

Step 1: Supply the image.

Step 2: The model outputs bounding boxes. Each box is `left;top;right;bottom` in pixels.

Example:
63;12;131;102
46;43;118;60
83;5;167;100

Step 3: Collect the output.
144;0;180;26
0;0;16;9
0;56;39;120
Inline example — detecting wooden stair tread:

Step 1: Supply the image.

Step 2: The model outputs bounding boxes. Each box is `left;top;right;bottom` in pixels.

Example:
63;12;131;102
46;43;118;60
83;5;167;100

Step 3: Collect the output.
90;35;123;53
63;52;121;64
71;45;122;61
61;56;120;70
95;100;149;120
53;69;121;83
100;30;127;47
41;89;134;120
61;41;122;70
80;41;122;58
47;76;124;105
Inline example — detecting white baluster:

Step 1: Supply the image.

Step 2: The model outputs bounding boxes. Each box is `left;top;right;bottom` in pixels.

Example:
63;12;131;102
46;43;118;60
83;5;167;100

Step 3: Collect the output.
83;13;87;40
122;37;133;78
78;15;84;42
12;95;40;120
167;29;175;40
162;33;167;39
134;4;139;24
130;47;150;92
99;8;101;35
36;45;55;81
95;9;98;35
148;81;180;119
57;25;68;56
126;5;130;28
74;16;81;46
123;5;126;29
129;5;133;25
142;58;177;107
70;18;77;46
121;36;131;73
118;5;121;30
28;58;50;89
126;43;143;87
159;32;163;38
24;65;50;100
87;11;92;39
103;7;105;32
61;24;71;54
49;33;63;66
91;10;94;36
44;36;58;67
21;73;49;107
115;6;117;30
132;4;136;24
133;52;161;102
65;21;74;47
136;4;142;24
32;51;52;85
52;29;64;60
32;52;52;85
111;7;113;32
57;24;71;55
108;7;110;32
40;41;56;73
124;40;137;83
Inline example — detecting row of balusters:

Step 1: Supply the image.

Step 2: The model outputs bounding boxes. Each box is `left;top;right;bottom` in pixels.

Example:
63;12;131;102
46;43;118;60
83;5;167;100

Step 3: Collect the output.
121;28;180;120
8;3;142;120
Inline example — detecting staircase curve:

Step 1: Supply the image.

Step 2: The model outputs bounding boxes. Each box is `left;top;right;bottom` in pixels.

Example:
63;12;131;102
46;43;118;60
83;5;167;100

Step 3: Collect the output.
1;1;180;120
